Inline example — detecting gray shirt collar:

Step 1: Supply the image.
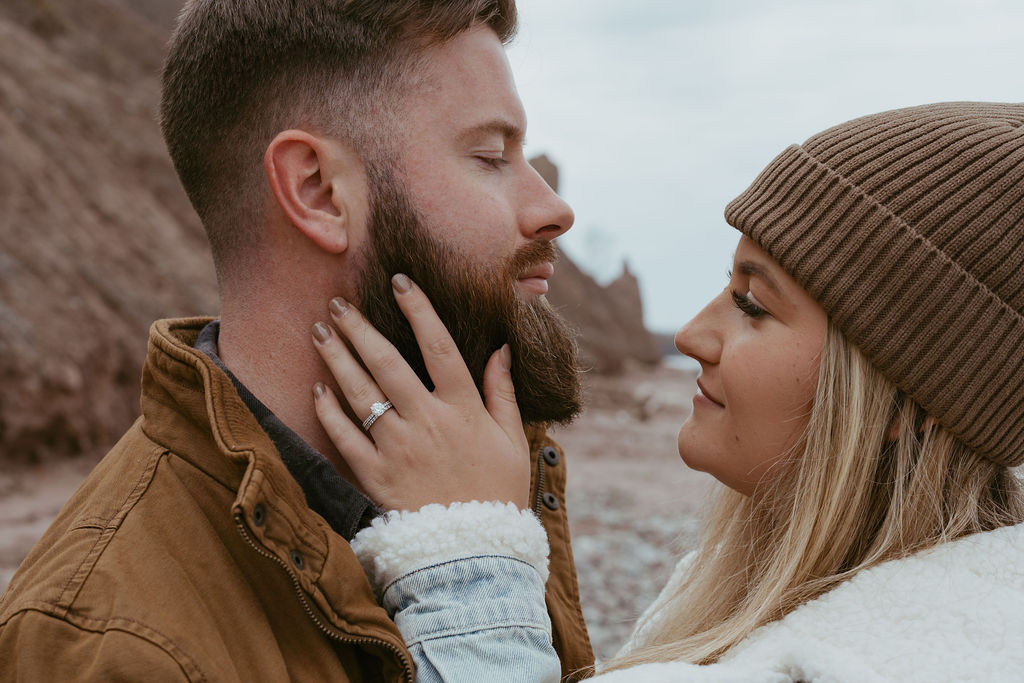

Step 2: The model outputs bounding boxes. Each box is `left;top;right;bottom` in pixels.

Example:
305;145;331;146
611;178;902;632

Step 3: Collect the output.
195;320;378;541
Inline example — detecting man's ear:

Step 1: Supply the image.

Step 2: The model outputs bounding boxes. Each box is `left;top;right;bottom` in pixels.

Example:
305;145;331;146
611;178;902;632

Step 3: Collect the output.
264;130;366;254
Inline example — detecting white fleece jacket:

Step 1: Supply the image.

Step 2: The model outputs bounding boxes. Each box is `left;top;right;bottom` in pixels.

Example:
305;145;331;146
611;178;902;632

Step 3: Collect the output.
606;520;1024;682
353;503;1024;682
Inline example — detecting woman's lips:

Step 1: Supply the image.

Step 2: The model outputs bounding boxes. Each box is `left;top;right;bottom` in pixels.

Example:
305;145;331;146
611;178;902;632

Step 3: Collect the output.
516;262;555;294
695;379;724;407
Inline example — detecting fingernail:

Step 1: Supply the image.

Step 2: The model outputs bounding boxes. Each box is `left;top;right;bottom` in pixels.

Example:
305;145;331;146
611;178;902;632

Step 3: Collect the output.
313;382;326;399
500;344;512;371
392;273;412;294
329;297;349;317
312;321;332;344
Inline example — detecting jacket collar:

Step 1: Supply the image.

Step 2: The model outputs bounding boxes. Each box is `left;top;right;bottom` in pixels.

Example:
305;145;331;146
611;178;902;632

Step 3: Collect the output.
140;318;341;568
193;320;377;540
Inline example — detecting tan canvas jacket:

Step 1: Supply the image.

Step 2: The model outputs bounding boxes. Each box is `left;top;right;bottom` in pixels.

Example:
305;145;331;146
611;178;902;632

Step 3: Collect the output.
0;318;593;681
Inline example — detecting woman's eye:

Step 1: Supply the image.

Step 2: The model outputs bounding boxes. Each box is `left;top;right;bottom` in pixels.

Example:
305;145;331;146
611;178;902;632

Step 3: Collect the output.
731;290;767;318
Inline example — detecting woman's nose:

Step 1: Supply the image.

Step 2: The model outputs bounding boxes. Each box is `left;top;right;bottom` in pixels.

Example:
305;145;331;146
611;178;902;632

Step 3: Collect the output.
675;294;725;365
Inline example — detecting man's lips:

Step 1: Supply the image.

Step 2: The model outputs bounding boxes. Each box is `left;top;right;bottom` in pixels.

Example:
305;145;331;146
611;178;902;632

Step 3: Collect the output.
516;262;555;294
695;379;724;407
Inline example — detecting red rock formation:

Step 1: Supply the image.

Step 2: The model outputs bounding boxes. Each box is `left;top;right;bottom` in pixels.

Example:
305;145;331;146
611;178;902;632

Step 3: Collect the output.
0;0;216;462
545;251;662;374
531;156;661;373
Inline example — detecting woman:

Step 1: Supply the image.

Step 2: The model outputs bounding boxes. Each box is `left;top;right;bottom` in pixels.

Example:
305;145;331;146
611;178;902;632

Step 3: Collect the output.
311;102;1024;681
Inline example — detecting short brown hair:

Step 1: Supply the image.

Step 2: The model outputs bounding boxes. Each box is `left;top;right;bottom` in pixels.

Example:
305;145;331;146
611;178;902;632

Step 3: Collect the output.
160;0;517;277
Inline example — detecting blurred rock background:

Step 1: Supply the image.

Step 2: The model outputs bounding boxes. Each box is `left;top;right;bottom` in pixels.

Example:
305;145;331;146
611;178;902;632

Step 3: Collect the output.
0;0;216;464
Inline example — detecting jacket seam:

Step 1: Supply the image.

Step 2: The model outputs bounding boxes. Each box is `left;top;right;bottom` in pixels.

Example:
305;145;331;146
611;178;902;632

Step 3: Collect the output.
408;621;552;647
72;516;110;530
5;605;208;682
56;446;167;612
381;554;539;597
167;448;241;497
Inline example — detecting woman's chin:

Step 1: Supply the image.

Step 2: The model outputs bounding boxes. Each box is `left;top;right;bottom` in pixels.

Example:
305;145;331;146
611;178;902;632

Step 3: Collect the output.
677;431;754;495
677;428;708;472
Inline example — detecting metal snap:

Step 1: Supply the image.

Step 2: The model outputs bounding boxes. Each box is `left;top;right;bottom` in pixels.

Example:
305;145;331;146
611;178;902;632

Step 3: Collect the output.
541;446;560;466
289;549;305;570
252;504;266;527
542;492;560;511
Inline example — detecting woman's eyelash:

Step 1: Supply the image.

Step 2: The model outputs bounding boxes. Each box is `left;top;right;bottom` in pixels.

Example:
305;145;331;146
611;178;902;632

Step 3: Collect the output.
732;290;766;318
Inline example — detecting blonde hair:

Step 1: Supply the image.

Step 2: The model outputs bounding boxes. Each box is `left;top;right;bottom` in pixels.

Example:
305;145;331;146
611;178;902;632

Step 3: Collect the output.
604;321;1024;670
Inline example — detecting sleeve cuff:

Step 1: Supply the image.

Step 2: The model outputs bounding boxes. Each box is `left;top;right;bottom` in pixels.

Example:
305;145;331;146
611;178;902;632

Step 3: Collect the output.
350;501;550;592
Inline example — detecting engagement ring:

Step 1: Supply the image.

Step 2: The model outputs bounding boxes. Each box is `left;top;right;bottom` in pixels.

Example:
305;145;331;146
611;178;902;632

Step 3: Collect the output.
361;400;394;431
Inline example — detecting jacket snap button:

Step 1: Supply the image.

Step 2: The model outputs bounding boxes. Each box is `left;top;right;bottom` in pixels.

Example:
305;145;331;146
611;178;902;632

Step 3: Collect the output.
541;446;560;466
252;504;266;527
542;492;560;511
289;550;305;570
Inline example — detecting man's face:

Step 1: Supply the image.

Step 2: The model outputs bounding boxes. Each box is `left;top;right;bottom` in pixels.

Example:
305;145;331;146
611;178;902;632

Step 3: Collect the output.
353;24;582;425
379;24;574;293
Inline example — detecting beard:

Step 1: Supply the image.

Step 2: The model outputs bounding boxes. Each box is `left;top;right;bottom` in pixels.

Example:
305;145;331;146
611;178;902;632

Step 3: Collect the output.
355;166;582;426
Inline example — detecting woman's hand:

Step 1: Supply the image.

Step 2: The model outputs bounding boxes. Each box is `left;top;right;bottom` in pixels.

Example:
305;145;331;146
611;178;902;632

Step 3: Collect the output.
311;274;531;511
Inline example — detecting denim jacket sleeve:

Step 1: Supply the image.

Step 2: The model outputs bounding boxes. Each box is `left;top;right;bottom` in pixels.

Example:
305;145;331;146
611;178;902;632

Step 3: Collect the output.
351;501;561;683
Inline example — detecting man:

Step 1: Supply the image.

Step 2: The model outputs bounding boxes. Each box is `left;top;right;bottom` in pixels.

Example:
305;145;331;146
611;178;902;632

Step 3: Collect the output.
0;1;594;680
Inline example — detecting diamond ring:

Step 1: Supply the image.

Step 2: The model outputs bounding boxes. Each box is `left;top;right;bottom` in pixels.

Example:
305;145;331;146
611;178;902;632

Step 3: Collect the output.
361;400;394;431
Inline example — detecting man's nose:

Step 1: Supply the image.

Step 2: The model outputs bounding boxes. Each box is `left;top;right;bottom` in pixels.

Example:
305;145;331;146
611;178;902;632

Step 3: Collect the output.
519;164;574;241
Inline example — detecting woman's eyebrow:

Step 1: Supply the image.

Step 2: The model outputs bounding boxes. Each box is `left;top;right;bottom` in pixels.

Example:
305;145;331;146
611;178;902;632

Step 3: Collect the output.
737;260;783;296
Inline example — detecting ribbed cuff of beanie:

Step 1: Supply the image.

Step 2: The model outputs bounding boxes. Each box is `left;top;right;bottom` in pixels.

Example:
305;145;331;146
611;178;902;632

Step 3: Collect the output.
350;501;550;594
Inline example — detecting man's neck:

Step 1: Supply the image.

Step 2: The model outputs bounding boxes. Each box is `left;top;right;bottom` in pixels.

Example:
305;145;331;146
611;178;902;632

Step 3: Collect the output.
217;304;362;484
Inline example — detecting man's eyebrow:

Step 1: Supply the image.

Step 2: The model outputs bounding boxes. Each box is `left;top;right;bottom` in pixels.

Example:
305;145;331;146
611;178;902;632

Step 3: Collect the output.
737;260;783;296
456;119;525;145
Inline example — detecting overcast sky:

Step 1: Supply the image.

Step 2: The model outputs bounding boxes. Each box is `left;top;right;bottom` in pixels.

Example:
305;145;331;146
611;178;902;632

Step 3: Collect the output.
506;0;1024;332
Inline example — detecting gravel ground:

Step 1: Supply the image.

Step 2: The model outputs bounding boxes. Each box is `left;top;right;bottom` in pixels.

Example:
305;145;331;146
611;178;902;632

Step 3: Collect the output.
0;363;713;663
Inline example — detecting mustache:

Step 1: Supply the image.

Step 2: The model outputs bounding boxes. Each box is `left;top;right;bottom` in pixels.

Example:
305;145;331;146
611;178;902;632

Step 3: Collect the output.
504;240;558;279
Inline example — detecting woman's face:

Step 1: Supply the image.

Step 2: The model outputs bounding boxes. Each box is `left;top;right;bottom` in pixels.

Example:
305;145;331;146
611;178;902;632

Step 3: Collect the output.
674;236;827;495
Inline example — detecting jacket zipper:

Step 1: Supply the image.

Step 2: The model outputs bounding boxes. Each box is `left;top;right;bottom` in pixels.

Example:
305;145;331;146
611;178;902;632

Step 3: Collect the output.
532;454;547;516
234;514;414;682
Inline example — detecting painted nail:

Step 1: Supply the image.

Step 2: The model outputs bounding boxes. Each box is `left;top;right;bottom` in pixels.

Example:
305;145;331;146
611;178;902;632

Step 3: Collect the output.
392;273;412;294
500;344;512;371
329;297;349;317
312;322;332;344
313;382;327;399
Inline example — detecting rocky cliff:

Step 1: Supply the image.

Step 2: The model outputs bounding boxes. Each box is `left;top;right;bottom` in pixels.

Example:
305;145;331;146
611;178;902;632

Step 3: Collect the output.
0;1;658;463
0;0;216;463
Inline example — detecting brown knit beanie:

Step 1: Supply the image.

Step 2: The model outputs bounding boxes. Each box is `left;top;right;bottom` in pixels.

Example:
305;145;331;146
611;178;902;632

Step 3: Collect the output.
725;102;1024;467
